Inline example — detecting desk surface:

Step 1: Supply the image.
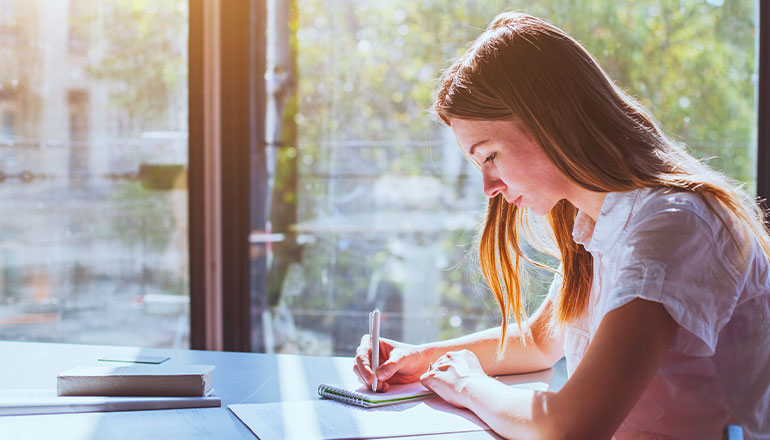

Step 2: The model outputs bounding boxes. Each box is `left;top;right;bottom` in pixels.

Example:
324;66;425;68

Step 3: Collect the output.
0;341;564;439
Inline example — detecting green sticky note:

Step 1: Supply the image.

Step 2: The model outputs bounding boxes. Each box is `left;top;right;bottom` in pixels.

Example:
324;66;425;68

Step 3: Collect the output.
97;354;170;365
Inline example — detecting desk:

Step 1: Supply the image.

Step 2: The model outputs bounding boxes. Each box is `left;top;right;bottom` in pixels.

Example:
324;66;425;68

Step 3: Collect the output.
0;341;563;439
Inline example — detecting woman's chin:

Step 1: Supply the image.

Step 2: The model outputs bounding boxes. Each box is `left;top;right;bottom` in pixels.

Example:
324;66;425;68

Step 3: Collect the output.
529;202;555;216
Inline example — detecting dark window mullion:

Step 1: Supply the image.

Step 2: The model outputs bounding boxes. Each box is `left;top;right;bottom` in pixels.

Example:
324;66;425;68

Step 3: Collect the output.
189;0;267;351
219;0;267;352
188;0;206;350
757;0;770;214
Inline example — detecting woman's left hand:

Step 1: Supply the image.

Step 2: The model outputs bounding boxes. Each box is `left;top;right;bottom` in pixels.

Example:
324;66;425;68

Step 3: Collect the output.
419;349;488;409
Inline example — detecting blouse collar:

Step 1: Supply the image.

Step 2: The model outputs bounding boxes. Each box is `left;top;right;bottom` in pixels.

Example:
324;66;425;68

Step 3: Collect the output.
571;189;643;255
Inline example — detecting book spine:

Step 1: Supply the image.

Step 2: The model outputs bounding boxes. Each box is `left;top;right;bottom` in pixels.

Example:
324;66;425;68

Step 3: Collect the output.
57;374;208;397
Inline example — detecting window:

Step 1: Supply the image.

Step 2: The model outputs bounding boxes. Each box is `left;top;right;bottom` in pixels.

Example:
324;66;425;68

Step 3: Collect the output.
0;109;14;141
0;0;16;28
67;89;89;186
0;0;189;347
68;1;90;54
262;0;758;355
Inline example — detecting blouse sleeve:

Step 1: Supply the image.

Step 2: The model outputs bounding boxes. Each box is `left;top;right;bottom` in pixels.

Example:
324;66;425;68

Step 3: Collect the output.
599;206;745;357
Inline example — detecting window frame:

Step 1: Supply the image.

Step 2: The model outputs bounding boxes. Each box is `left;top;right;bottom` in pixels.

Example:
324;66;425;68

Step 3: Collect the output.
189;0;268;351
758;0;770;212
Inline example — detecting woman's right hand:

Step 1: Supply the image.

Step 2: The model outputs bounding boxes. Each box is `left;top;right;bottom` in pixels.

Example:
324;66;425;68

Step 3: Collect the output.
353;335;432;392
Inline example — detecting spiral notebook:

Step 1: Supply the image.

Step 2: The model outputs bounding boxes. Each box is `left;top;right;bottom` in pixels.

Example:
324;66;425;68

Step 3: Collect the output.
317;382;435;408
317;369;553;409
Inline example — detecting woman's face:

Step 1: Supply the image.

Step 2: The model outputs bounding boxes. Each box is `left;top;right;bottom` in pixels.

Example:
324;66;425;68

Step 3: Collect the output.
451;118;575;215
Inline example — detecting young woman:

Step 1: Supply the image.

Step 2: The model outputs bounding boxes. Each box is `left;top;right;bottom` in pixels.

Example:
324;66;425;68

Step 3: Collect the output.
353;12;770;440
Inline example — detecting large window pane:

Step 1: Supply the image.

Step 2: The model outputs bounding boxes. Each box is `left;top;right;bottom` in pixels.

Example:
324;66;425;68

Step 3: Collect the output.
265;0;757;355
0;0;189;347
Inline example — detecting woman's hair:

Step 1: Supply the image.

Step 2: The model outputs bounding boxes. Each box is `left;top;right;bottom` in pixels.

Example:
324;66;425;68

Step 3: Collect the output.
433;12;770;351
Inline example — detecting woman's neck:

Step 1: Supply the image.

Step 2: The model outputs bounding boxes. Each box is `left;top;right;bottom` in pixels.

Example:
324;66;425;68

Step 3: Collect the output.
570;189;607;222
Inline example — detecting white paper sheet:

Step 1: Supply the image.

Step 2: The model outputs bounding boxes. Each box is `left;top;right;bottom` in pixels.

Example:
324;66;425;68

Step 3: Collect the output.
229;371;552;440
230;398;490;440
0;408;245;440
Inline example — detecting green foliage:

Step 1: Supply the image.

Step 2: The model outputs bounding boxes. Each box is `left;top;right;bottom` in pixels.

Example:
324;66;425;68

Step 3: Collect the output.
75;0;188;131
295;0;755;183
531;0;756;185
109;181;175;252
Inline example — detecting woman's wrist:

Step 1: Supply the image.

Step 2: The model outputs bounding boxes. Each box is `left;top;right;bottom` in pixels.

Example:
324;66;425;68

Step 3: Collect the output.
417;341;458;367
456;374;498;411
414;342;442;367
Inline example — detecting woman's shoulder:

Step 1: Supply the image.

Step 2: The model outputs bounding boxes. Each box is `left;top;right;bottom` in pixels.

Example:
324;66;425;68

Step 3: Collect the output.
626;187;757;271
622;186;755;263
635;187;712;217
630;187;732;234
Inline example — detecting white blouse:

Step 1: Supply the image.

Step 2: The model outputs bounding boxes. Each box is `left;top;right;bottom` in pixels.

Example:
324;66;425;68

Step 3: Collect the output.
551;187;770;439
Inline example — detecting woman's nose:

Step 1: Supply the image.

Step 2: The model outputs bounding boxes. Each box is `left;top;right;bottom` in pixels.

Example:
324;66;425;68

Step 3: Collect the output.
483;173;505;198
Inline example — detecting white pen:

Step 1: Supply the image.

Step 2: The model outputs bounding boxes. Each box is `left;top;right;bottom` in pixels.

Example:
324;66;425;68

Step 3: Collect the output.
369;308;380;392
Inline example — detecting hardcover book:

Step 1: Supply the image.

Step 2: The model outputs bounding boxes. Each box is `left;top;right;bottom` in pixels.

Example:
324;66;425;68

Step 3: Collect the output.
57;365;215;397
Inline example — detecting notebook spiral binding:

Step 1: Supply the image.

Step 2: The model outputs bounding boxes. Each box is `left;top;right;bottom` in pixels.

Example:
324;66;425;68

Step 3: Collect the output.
317;384;373;407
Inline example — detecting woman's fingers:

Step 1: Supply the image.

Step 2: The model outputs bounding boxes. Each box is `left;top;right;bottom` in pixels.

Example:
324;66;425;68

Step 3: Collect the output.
354;334;375;385
353;363;367;386
376;358;401;381
353;334;420;391
356;335;371;363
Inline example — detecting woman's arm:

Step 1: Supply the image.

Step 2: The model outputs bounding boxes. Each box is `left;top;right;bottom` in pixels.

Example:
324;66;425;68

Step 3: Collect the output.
421;296;564;376
354;297;564;390
421;298;678;439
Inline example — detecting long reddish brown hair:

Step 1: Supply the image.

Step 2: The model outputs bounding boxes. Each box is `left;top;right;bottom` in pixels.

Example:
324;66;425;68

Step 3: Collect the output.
433;12;770;350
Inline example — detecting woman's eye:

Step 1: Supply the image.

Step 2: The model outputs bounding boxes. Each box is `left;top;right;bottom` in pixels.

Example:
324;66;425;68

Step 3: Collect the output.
483;153;496;164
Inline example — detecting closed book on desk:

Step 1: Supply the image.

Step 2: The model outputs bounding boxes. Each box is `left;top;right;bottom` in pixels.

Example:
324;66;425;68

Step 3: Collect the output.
57;365;215;397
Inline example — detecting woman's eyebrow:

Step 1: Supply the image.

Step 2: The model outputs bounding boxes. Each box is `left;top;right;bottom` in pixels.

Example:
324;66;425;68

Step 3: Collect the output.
468;139;490;156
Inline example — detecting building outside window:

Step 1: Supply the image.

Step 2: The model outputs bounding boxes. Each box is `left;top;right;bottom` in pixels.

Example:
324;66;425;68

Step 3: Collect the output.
0;0;189;347
0;109;14;141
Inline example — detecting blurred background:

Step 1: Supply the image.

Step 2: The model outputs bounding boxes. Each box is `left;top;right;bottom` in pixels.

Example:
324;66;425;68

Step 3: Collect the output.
0;0;758;355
